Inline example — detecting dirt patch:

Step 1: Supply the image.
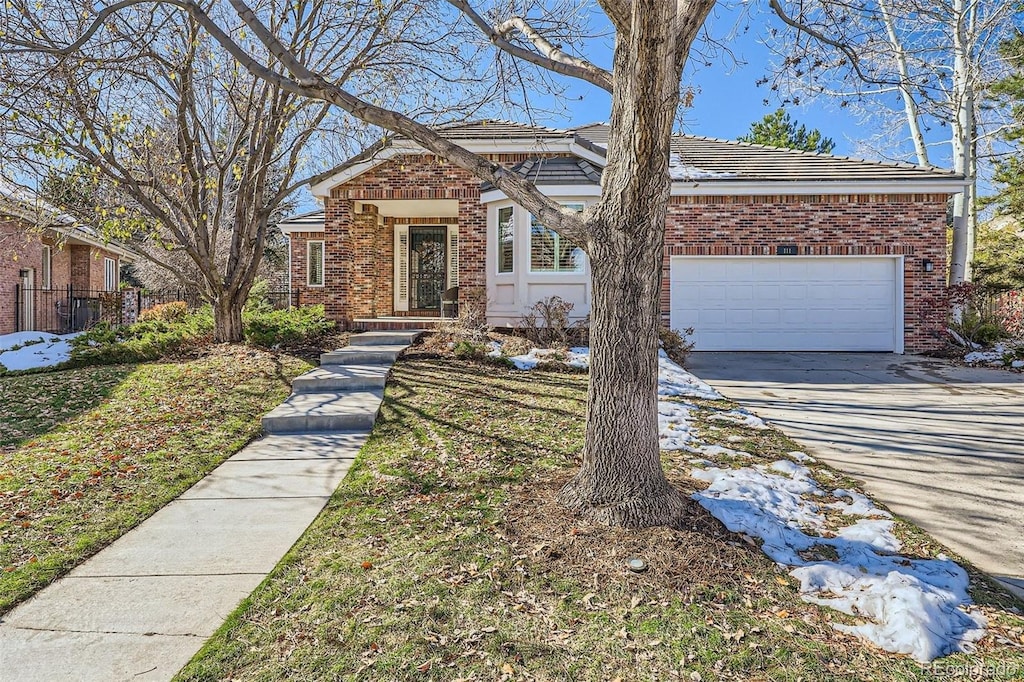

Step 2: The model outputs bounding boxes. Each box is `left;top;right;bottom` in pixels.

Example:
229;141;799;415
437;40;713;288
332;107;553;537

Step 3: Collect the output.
501;468;769;599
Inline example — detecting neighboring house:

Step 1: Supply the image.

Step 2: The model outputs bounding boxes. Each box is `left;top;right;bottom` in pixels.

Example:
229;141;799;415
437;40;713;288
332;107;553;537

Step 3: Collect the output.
280;121;965;353
1;184;136;335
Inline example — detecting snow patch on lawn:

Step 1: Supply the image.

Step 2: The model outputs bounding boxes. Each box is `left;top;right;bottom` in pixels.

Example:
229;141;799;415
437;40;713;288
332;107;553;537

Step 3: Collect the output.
495;345;722;401
686;443;752;459
691;461;985;662
506;346;590;370
708;409;769;430
0;332;79;371
828;489;891;518
657;400;695;451
964;342;1023;369
787;450;815;463
657;351;722;400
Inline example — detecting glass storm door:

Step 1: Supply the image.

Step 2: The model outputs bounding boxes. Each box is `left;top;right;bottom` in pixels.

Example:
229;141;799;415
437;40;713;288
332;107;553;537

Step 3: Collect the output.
409;227;447;312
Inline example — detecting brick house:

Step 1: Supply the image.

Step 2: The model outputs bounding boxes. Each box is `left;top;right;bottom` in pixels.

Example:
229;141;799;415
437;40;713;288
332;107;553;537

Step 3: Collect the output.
280;121;965;353
1;185;135;335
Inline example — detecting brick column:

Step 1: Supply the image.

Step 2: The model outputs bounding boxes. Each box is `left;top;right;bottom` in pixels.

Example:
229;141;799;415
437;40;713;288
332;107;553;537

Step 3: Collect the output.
375;218;395;317
350;204;381;319
324;197;353;328
457;197;487;310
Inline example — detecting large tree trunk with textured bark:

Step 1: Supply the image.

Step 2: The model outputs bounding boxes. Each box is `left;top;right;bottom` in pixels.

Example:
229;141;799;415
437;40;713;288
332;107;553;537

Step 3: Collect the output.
213;291;246;343
557;227;688;526
557;0;711;528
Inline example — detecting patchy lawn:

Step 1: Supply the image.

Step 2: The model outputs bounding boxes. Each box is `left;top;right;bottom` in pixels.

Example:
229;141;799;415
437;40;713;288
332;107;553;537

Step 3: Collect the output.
0;346;313;613
0;364;133;449
176;358;1024;681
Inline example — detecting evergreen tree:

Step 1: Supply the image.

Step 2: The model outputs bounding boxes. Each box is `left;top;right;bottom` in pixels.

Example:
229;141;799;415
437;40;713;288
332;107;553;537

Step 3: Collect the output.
990;31;1024;221
738;108;836;154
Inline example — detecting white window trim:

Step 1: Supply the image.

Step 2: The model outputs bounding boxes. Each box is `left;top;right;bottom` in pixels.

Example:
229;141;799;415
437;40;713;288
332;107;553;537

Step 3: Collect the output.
528;202;586;275
41;245;52;290
306;240;325;287
103;257;117;292
496;205;515;275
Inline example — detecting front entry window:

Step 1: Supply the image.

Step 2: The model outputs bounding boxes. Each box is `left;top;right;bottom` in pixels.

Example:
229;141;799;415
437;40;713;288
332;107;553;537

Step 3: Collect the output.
409;226;447;311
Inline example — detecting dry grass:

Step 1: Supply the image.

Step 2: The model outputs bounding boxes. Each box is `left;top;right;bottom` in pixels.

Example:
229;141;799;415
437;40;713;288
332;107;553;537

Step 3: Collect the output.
175;358;1024;681
0;346;313;613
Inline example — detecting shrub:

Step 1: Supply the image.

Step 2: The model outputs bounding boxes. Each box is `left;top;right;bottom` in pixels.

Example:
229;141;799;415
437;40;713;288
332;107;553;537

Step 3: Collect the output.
996;290;1024;339
139;301;188;323
921;283;1009;348
517;296;576;348
424;302;490;355
659;324;695;366
242;304;335;348
452;340;487;360
244;279;275;314
68;309;214;366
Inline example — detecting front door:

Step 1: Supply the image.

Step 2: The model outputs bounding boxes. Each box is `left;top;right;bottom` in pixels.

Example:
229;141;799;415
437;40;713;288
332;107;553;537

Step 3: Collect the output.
409;226;447;312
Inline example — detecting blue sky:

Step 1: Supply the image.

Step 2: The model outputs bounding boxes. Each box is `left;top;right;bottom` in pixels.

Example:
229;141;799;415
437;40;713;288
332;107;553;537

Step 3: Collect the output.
543;2;912;162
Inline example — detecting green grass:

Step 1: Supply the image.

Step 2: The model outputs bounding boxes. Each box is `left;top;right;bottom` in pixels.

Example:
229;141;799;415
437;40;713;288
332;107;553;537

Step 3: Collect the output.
0;365;133;448
174;358;1024;681
0;346;313;613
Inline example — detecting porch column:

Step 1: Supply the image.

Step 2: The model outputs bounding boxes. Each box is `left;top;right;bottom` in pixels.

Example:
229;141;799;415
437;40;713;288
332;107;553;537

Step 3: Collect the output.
350;203;382;319
457;197;487;311
324;197;353;328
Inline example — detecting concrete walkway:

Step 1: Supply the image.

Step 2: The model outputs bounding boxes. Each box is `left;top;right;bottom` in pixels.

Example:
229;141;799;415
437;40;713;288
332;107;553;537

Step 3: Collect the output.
0;331;420;681
687;352;1024;600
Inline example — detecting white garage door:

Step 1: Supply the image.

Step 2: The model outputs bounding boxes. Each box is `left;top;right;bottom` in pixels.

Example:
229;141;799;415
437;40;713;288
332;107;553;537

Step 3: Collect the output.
669;256;902;352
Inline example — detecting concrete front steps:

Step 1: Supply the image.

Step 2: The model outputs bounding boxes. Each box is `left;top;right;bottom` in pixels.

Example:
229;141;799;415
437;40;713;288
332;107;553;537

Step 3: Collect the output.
262;330;422;435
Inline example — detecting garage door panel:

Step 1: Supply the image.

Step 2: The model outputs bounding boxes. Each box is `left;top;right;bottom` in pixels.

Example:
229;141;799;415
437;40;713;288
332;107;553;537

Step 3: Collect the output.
669;257;899;352
698;308;727;325
750;260;781;278
805;261;838;278
726;308;754;325
727;284;755;301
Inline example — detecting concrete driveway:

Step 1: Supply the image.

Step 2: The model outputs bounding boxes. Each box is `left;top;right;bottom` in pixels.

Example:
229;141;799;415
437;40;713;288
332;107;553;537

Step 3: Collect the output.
687;352;1024;597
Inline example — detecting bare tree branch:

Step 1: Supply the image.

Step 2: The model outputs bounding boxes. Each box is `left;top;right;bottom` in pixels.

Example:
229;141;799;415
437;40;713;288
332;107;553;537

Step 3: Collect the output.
446;3;613;92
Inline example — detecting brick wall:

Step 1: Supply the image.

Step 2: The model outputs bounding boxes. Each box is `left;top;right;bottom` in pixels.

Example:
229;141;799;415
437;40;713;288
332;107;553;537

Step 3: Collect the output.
321;154;528;324
288;231;327;307
315;154;949;352
0;217;41;334
0;219;110;333
662;194;950;352
49;240;72;291
70;245;119;291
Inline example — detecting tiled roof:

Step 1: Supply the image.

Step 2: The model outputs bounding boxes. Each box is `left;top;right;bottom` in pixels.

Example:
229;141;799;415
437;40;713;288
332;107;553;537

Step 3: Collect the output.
312;119;963;195
481;156;602;191
278;208;325;226
574;123;960;183
278;208;325;233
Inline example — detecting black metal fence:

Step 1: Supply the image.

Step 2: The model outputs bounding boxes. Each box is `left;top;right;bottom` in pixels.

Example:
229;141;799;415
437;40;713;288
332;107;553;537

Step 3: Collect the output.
13;285;124;334
12;285;300;335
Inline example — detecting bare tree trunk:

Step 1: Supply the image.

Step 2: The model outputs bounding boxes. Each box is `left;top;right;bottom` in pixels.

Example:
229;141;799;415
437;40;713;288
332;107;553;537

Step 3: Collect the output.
949;0;975;285
558;226;688;527
557;0;711;528
879;0;929;166
213;291;245;343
